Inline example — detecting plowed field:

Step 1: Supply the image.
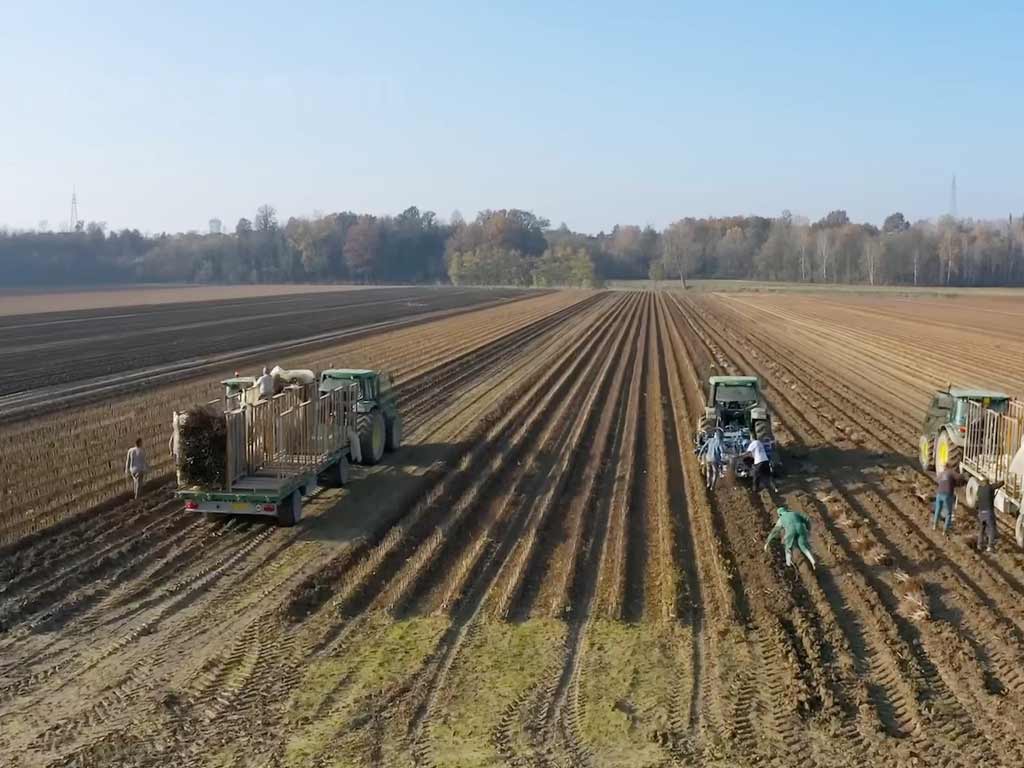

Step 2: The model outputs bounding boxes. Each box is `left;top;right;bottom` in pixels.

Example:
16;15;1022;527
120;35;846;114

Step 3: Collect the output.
2;289;1023;768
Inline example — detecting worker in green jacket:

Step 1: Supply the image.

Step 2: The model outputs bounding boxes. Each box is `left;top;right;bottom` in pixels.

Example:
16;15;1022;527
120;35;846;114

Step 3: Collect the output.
764;506;817;569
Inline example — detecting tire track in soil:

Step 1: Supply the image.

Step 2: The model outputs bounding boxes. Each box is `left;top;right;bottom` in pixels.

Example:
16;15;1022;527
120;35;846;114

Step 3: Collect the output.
648;294;708;760
0;292;606;765
257;294;637;767
696;294;1024;726
158;293;631;766
665;293;866;766
674;292;1011;767
708;297;1024;633
0;296;599;654
521;291;645;768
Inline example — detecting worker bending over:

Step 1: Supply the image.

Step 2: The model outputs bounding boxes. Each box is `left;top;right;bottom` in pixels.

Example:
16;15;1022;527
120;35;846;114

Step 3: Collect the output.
764;506;816;569
745;437;777;493
697;427;726;491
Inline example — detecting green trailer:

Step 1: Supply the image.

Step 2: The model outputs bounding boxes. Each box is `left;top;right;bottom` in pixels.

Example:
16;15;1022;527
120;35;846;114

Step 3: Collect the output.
175;380;361;526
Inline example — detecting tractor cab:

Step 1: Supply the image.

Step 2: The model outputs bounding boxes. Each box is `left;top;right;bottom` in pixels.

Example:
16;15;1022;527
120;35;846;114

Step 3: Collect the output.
708;376;763;429
919;386;1010;472
319;369;395;413
319;369;403;465
696;375;777;480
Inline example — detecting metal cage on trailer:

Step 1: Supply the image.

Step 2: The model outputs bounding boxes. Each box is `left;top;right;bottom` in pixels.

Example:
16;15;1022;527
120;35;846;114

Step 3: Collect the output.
174;380;362;526
959;399;1024;547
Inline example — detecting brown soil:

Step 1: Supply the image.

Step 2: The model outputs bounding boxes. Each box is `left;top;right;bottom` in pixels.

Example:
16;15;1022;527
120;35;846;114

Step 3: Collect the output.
1;289;1021;768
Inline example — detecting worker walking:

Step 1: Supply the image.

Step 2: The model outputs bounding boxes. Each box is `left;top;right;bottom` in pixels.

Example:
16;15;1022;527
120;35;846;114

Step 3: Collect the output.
125;438;148;500
932;466;963;535
697;427;726;491
745;437;777;493
976;479;1004;552
256;367;275;401
764;506;816;569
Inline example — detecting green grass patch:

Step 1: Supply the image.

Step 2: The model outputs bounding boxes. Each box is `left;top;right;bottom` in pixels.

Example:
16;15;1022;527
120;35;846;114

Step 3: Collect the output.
429;618;566;768
283;612;449;768
581;620;693;767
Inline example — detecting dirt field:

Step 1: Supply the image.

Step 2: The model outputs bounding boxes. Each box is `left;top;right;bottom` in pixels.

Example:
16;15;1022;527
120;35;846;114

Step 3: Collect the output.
0;284;390;317
2;289;1023;768
0;286;536;420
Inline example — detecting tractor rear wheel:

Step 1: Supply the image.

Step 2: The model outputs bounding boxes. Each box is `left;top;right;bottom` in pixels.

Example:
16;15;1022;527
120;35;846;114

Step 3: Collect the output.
386;413;403;452
935;430;962;474
754;418;773;442
919;435;935;471
356;410;386;465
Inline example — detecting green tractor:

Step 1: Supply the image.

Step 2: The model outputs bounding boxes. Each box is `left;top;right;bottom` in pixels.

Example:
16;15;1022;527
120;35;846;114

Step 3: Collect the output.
919;386;1010;473
319;369;403;465
696;375;778;479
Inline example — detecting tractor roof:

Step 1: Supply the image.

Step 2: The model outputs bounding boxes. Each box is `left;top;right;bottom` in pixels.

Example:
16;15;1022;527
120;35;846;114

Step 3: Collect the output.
948;387;1009;401
709;375;759;386
222;376;256;386
321;368;376;378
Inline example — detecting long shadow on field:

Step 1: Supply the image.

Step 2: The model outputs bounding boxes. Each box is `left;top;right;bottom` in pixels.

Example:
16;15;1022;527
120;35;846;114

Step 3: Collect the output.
298;441;467;545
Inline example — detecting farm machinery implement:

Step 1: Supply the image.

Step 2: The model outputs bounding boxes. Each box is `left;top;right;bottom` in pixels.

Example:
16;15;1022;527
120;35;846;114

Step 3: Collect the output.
174;365;402;526
919;385;1024;547
694;374;778;483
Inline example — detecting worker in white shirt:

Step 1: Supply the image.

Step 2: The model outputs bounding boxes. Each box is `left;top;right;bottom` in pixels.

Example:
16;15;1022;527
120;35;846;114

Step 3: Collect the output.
125;438;148;499
256;367;275;401
744;437;777;493
168;413;183;486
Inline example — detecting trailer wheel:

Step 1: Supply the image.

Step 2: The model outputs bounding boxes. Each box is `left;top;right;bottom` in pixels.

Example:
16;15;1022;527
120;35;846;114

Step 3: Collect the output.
386;414;403;453
963;476;979;510
336;455;351;486
277;491;301;527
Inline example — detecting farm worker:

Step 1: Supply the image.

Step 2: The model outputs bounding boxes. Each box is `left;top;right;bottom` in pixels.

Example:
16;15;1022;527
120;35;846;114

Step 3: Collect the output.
125;438;148;500
975;479;1004;552
932;466;964;535
697;427;726;490
764;506;816;569
745;437;777;493
168;412;183;486
256;366;275;400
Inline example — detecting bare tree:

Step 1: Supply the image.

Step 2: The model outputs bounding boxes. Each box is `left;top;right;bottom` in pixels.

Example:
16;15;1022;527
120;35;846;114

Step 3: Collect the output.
255;204;278;232
816;229;834;282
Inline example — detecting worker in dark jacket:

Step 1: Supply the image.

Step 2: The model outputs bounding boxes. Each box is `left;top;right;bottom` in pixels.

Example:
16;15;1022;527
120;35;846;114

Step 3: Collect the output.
976;479;1004;552
764;506;816;569
932;467;964;535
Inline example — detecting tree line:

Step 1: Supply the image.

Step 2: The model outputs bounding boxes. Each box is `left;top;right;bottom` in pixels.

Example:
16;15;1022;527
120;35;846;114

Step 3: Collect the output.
2;205;1022;288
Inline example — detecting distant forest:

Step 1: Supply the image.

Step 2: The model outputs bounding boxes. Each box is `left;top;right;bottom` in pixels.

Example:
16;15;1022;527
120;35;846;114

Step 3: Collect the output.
2;205;1023;289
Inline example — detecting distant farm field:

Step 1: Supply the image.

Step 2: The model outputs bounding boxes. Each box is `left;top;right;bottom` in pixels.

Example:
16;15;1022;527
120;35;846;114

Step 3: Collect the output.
0;283;393;316
1;288;1023;767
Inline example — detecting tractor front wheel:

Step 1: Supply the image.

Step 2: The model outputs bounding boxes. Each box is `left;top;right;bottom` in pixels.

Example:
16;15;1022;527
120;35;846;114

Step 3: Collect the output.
919;435;935;471
935;430;962;474
386;413;403;453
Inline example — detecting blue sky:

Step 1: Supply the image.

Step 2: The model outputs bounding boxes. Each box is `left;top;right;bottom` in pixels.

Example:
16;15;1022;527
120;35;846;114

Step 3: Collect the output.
2;1;1021;234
